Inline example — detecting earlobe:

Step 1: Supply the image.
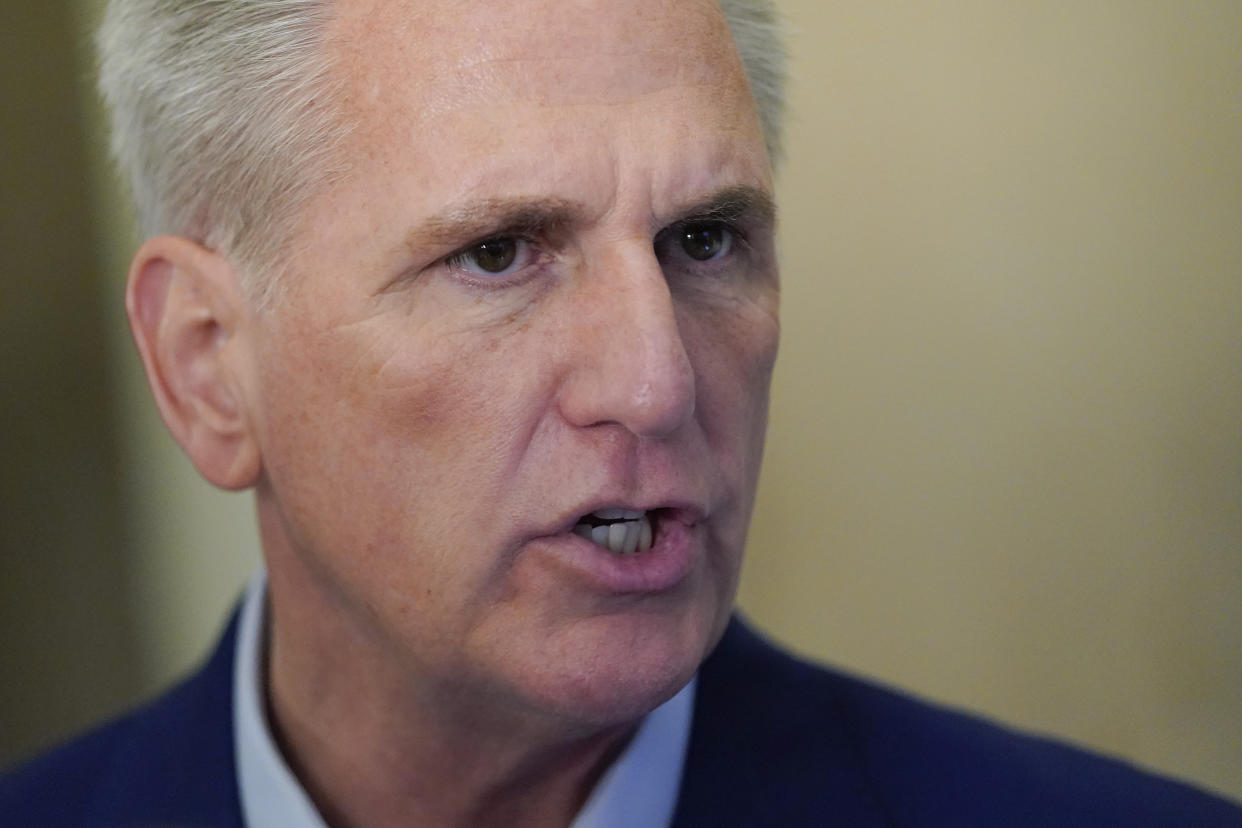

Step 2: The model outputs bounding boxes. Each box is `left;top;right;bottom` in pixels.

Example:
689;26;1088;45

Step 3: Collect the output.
126;236;262;491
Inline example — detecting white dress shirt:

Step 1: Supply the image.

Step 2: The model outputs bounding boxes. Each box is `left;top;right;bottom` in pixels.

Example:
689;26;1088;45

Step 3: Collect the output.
232;571;696;827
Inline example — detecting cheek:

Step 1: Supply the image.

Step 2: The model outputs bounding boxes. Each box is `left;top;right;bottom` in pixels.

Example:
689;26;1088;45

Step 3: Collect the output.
252;313;556;635
255;304;561;554
358;320;559;489
271;309;511;447
685;295;780;450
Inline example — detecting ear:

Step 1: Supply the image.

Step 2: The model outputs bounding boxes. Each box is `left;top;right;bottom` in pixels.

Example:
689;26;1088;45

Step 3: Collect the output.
126;236;261;491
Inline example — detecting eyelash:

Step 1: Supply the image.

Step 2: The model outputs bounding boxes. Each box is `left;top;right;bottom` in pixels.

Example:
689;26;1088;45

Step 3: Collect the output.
443;233;547;287
441;218;748;287
662;218;749;257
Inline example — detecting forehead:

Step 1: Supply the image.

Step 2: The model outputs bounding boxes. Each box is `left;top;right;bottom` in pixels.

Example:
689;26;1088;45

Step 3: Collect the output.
289;0;768;286
325;0;750;137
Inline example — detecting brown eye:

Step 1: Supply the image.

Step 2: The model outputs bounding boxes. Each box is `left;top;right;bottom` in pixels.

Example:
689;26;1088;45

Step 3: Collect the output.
678;222;733;261
468;238;518;273
447;236;536;280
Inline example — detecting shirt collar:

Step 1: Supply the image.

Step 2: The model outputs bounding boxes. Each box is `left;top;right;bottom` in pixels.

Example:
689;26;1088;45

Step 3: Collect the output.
233;570;695;828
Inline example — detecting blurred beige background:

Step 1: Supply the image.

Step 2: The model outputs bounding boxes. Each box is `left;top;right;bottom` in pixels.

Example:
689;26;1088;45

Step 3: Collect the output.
3;0;1239;803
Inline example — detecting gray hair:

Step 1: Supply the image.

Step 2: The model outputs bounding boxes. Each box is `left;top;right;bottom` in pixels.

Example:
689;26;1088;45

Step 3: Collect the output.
720;0;788;165
97;0;786;304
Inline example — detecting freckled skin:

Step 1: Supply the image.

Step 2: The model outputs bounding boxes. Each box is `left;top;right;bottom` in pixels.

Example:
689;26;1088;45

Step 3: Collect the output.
248;0;778;778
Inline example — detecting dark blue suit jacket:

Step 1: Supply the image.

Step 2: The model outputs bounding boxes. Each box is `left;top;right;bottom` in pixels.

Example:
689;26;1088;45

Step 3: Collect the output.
3;613;1240;827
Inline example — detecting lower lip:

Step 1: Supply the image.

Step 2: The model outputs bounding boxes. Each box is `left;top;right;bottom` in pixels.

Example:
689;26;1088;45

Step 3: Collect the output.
533;517;697;594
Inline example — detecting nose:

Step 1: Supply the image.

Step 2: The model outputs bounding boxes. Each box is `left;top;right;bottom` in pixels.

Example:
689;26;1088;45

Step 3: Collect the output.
556;245;696;439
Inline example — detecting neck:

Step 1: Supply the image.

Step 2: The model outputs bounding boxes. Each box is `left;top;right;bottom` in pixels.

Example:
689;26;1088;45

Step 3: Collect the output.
268;663;633;828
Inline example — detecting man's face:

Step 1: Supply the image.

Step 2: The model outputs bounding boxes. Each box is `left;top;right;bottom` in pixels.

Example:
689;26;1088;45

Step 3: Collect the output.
247;0;778;725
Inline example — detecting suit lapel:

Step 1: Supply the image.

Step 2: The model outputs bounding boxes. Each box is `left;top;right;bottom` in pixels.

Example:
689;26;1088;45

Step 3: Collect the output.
671;617;893;827
83;609;245;827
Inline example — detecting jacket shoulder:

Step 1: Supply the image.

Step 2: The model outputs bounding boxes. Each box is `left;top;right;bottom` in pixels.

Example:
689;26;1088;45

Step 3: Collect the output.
676;616;1242;827
0;611;244;828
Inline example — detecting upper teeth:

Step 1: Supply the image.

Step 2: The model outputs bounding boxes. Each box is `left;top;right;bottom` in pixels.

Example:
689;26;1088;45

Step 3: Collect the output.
572;510;653;555
594;508;642;520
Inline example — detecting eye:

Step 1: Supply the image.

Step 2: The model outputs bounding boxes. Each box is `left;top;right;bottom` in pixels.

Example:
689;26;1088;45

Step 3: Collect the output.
678;221;734;261
447;236;533;278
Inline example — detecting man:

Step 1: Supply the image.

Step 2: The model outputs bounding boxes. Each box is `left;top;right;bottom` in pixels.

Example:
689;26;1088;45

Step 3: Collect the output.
2;0;1239;825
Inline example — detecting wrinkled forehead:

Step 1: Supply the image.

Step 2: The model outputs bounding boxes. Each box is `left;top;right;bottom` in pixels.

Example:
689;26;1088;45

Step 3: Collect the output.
324;0;748;122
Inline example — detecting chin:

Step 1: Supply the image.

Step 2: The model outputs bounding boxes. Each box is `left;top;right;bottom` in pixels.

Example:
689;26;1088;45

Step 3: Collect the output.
499;599;726;728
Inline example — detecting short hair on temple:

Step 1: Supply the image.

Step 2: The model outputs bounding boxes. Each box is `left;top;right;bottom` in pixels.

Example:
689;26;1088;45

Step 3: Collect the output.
720;0;788;165
97;0;345;306
96;0;787;306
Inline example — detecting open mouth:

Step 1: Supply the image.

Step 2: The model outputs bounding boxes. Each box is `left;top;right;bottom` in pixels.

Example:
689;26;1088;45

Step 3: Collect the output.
571;508;655;556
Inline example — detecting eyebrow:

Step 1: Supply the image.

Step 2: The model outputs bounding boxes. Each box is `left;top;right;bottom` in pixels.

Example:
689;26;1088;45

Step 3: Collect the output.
668;185;777;228
405;184;777;255
408;197;582;253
